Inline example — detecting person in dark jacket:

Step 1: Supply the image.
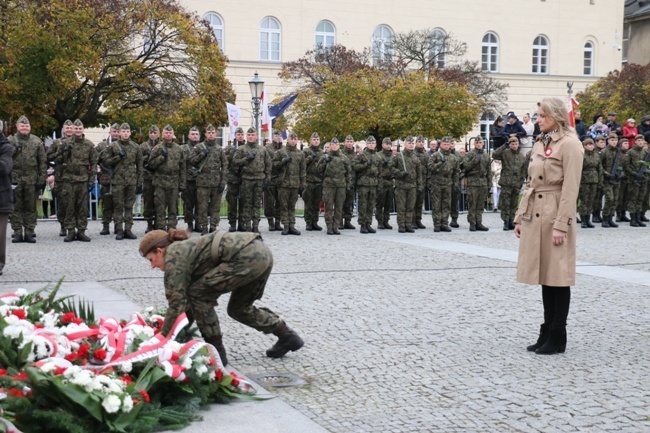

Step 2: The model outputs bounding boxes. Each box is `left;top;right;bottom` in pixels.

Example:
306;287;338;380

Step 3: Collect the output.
0;122;15;275
574;110;587;142
638;115;650;142
501;112;528;142
489;117;506;149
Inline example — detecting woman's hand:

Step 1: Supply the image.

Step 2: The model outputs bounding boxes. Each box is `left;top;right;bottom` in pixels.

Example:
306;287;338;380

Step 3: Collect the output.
514;223;521;238
552;228;567;246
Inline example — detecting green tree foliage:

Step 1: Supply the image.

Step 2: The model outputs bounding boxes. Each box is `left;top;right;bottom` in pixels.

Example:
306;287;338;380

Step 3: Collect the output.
576;63;650;123
0;0;234;135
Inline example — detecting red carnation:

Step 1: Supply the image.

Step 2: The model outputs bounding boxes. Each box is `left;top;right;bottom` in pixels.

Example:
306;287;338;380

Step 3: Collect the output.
231;377;240;387
34;323;44;329
11;309;26;320
77;344;90;358
8;388;25;398
121;375;133;385
12;371;28;381
73;318;84;325
54;366;67;375
138;389;151;403
215;370;223;382
93;348;107;361
61;312;76;324
0;368;7;376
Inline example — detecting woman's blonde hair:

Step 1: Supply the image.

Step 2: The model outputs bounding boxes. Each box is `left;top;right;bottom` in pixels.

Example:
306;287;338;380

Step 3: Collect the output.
538;97;574;135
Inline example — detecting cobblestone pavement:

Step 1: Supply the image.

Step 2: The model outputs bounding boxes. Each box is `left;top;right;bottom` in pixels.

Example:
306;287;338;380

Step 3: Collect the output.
3;211;649;432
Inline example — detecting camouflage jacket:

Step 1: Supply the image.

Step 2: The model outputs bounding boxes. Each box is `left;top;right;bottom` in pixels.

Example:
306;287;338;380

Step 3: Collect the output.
317;150;352;188
224;141;244;184
183;142;199;182
9;133;46;185
272;144;306;188
581;149;603;185
232;141;271;182
352;148;381;187
188;140;227;188
428;149;460;188
140;139;158;181
54;135;98;185
600;145;624;184
391;149;422;190
161;231;260;336
377;148;395;187
624;145;649;184
96;140;112;185
413;147;429;184
303;145;324;183
491;145;526;188
101;139;143;186
463;148;492;187
265;142;283;185
47;137;71;181
147;140;186;190
341;146;356;159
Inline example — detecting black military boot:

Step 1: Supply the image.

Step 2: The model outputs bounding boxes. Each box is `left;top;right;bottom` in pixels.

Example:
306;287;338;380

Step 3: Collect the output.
469;223;477;232
327;227;335;235
601;216;610;228
592;211;602;223
201;226;209;236
449;217;459;228
145;222;155;233
229;222;236;232
338;222;344;230
24;231;36;243
526;323;549;352
288;225;301;235
77;230;91;242
416;219;426;229
268;218;276;231
237;222;246;232
252;224;260;233
366;224;376;234
615;211;622;222
100;223;110;235
637;212;647;227
344;219;355;230
332;226;341;235
620;211;631;222
585;215;595;228
608;215;618;228
508;220;515;230
641;212;650;222
630;213;639;227
12;231;23;243
405;225;415;233
64;229;76;242
281;226;290;235
581;215;589;228
377;221;386;229
433;226;441;232
503;220;510;231
535;328;566;355
440;225;452;232
205;335;228;367
123;229;137;239
360;224;369;234
384;221;393;230
305;222;314;231
266;322;304;359
59;224;67;237
312;222;323;231
476;222;489;231
411;222;418;230
398;225;406;233
115;230;124;240
275;220;283;231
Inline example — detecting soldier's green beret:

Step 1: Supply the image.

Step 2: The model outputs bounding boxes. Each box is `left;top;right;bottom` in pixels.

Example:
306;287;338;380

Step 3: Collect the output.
330;137;339;144
366;135;376;143
189;126;199;132
17;115;29;125
582;138;594;146
618;138;628;146
206;124;216;132
608;132;618;139
416;136;425;142
273;129;281;135
63;119;73;126
405;136;414;143
235;127;244;134
310;132;319;139
345;135;354;141
247;127;257;133
163;124;174;132
120;123;130;130
73;119;84;127
382;137;392;145
111;123;120;130
289;131;297;139
139;230;169;257
149;125;160;133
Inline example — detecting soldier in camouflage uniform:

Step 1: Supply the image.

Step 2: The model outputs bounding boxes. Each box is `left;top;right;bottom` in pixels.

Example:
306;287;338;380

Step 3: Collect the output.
147;125;186;230
273;131;305;235
96;123;120;235
139;228;304;366
303;133;324;231
264;130;284;232
48;119;74;236
463;136;492;231
428;136;459;232
55;119;99;242
492;136;527;231
189;125;227;235
448;143;462;228
341;135;357;229
232;127;271;233
225;127;245;232
140;125;160;233
8;116;46;243
101;123;143;239
412;136;429;229
624;134;649;227
375;137;395;229
390;136;422;233
600;136;624;228
615;138;631;222
182;127;200;232
591;136;607;223
577;138;603;228
317;137;352;235
352;135;380;233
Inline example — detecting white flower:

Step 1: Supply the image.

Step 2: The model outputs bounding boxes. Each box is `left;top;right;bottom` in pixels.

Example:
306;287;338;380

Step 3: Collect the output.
63;366;82;379
118;362;132;373
181;356;192;369
121;395;134;413
70;370;93;388
38;361;57;373
15;288;28;297
195;364;208;376
39;311;59;329
102;394;121;414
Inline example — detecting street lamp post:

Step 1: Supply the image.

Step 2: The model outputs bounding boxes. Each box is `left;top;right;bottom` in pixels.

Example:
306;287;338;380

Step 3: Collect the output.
249;71;264;145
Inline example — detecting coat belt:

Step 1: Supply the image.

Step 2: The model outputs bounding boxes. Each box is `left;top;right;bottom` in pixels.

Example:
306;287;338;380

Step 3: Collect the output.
519;184;562;215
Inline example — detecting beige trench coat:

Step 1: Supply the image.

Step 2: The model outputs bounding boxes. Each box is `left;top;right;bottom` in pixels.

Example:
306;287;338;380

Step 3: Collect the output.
514;130;584;286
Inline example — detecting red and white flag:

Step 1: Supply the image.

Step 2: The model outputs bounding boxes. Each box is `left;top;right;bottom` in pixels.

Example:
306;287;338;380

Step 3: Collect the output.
226;102;241;140
261;88;271;133
568;97;579;128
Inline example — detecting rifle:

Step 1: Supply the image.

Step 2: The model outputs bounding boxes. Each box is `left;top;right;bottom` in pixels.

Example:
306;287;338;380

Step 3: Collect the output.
608;144;622;184
633;150;650;186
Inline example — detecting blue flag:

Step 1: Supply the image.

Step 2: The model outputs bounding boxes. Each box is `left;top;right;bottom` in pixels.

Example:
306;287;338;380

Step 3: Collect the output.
269;94;298;125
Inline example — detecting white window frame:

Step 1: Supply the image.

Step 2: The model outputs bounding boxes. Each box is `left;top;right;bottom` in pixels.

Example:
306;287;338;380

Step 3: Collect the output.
203;12;224;50
532;35;549;74
260;17;281;62
583;41;594;76
481;32;499;73
372;25;394;65
315;20;336;50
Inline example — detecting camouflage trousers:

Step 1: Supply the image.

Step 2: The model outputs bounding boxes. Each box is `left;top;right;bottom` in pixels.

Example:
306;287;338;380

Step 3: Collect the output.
592;185;604;213
142;178;155;224
343;187;355;221
499;185;520;222
182;181;197;226
53;183;67;225
240;178;263;227
430;184;452;227
303;181;323;225
226;181;241;225
323;186;346;229
189;238;280;338
467;186;488;224
277;187;299;227
394;187;416;228
578;182;598;215
100;184;114;225
196;186;222;230
10;182;37;233
627;181;648;213
617;182;629;212
263;184;280;220
154;186;179;230
375;182;394;225
602;183;620;217
357;185;376;226
450;184;460;219
112;183;136;231
413;188;425;223
61;182;90;230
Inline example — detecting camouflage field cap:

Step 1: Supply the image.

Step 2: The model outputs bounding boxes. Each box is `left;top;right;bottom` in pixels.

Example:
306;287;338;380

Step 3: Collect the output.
382;137;392;145
63;119;73;126
139;230;169;257
247;127;257;133
189;126;199;132
330;137;339;144
235;127;244;134
405;136;414;143
73;119;84;127
366;135;376;143
17;115;29;125
618;138;628;146
607;132;618;139
273;129;281;135
345;135;354;141
149;125;160;133
508;136;519;144
288;131;298;139
416;136;425;142
163;124;174;131
440;136;453;143
111;123;120;130
120;123;130;130
474;136;484;142
206;124;216;132
310;132;320;139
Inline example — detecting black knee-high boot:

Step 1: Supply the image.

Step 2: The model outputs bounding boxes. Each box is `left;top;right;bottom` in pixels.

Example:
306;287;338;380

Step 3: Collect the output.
536;286;570;355
527;286;554;351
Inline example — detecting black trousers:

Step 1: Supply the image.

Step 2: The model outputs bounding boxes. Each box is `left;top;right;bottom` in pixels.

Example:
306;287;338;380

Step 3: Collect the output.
541;285;571;330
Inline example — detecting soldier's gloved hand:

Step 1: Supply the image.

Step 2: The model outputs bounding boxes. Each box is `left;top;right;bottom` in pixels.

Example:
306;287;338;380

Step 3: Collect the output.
14;142;22;151
203;147;210;156
310;151;317;158
401;171;409;178
298;186;304;197
325;155;332;163
262;180;270;191
383;158;390;166
246;153;256;162
135;184;143;194
367;159;372;166
161;147;168;157
217;185;225;193
119;149;126;158
283;156;292;164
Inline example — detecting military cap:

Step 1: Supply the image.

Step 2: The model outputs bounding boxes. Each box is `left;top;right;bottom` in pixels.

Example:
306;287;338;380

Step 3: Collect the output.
163;124;174;131
17;115;30;125
205;124;216;132
247;127;257;133
63;119;73;126
73;119;84;127
618;138;628;146
149;125;160;133
405;136;414;143
607;132;618;139
416;136;425;142
345;135;354;141
366;135;376;143
310;132;320;139
235;127;244;134
120;122;130;130
582;138;594;146
382;137;392;145
273;129;281;135
330;137;339;144
474;136;484;142
635;134;645;140
440;136;453;143
508;136;519;144
139;230;169;257
111;123;120;130
189;126;199;132
288;131;298;139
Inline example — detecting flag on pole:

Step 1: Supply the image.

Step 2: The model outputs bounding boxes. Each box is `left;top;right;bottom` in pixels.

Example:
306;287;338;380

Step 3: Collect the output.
261;88;271;134
226;102;241;140
568;97;579;128
269;94;298;126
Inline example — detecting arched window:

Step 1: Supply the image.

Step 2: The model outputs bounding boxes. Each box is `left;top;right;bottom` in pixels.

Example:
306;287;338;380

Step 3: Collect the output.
481;32;499;72
532;35;549;74
481;113;496;149
429;28;447;69
583;41;594;76
372;25;393;65
203;12;224;49
315;20;335;50
260;17;281;61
